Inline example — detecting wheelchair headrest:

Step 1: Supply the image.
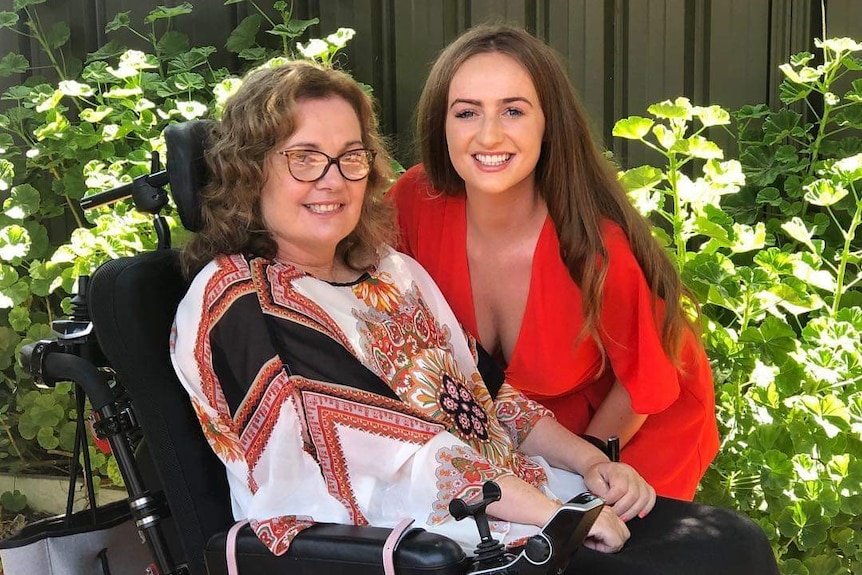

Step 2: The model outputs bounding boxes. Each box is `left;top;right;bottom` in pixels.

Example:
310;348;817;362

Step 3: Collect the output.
165;120;215;233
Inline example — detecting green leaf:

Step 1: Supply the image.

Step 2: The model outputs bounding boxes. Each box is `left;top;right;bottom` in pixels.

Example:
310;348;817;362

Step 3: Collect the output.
87;40;126;63
36;426;59;450
169;72;205;92
612;116;654;140
839;493;862;515
790;259;835;292
828;153;862;183
779;79;814;104
730;222;766;253
23;220;49;260
58;420;77;452
762;109;803;144
0;489;27;513
647;97;693;120
781;217;819;253
0;225;30;263
754;248;795;275
693;213;732;247
0;53;29;78
287;18;319;37
673;136;724;160
0;326;20;371
105;455;124;487
779;63;822;84
739;317;798;361
755;187;781;206
226;14;262;54
704;159;744;186
834;104;862;128
13;0;47;9
157;30;190;59
800;395;850;438
0;158;13;190
651;124;676;150
803;179;848;206
58;80;94;98
45;22;70;49
0;12;19;29
104;11;131;33
168;47;217;74
80;105;115;123
735;103;770;120
238;46;268;62
693;105;730;127
790;51;815;67
0;264;18;289
145;3;194;23
618;165;664;192
3;184;41;219
326;27;355;49
847;78;862;102
8;305;31;331
817;37;862;53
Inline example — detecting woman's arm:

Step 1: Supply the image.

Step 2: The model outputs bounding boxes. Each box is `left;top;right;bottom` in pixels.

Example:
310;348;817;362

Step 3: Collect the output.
519;416;656;521
488;473;629;553
584;380;648;448
487;474;562;526
171;262;346;555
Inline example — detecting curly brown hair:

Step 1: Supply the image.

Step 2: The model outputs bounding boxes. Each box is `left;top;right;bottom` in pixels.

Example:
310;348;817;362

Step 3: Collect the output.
182;60;395;277
417;24;698;364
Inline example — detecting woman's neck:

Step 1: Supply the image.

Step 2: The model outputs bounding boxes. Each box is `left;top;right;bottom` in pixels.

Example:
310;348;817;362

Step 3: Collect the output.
464;185;547;242
276;249;358;284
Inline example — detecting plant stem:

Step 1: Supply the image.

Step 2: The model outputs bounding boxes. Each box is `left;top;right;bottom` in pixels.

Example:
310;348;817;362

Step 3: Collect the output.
4;428;24;460
667;154;686;272
831;194;861;316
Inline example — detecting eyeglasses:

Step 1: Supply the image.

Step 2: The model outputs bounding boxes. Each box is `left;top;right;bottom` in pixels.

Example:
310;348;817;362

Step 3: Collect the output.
277;148;376;182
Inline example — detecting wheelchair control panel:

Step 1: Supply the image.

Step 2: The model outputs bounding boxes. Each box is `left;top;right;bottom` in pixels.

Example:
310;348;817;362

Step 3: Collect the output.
451;481;604;575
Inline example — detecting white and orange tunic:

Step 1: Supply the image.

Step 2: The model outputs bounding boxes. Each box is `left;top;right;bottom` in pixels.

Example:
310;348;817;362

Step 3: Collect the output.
170;247;588;556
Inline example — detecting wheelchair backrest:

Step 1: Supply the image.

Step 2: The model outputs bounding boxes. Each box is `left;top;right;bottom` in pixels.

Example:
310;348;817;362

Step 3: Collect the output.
87;120;229;575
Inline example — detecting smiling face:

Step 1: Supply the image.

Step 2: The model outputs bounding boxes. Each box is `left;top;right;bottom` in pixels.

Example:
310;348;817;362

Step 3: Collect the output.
445;52;546;199
260;96;367;267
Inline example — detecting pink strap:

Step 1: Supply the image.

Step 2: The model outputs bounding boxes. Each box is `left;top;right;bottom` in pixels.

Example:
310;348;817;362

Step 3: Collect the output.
383;518;416;575
226;519;250;575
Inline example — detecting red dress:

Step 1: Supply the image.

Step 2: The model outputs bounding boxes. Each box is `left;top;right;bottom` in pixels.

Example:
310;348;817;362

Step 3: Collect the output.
390;165;720;500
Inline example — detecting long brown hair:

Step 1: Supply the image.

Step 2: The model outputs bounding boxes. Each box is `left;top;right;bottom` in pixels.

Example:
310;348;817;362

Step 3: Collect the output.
417;24;697;363
182;60;395;277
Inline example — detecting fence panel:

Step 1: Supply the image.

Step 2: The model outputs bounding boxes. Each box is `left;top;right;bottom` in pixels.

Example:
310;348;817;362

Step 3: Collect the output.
2;0;860;167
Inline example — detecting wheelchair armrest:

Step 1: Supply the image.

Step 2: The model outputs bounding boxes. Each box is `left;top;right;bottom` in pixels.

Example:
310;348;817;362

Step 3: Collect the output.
205;522;469;575
579;434;620;462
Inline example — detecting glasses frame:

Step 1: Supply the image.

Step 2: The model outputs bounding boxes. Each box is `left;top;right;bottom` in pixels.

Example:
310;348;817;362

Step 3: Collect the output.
277;148;377;183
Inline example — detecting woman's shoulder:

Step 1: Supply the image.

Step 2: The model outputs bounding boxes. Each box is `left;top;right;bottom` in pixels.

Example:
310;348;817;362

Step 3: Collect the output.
185;254;254;303
599;218;629;246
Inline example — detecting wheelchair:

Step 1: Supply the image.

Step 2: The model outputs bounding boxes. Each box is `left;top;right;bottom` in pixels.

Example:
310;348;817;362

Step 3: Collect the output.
17;120;612;575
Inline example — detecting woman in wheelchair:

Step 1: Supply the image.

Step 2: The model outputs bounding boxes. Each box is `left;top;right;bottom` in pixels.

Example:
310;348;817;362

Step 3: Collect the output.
170;61;779;574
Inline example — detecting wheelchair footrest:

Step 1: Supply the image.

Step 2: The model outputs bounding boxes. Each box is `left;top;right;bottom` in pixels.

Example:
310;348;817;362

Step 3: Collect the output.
205;522;469;575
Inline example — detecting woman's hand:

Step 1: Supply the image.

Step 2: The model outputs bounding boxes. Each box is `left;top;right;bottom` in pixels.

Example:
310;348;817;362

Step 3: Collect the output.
583;506;630;553
583;461;656;521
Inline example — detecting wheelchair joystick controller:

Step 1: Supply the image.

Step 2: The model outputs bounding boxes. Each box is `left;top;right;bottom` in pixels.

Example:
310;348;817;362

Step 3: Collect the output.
450;481;605;575
449;481;510;571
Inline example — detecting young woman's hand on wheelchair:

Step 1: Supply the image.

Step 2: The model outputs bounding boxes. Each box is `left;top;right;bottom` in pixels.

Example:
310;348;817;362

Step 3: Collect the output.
583;461;656;522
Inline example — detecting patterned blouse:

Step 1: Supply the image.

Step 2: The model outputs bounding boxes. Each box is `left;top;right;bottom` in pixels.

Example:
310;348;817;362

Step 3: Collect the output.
170;247;588;555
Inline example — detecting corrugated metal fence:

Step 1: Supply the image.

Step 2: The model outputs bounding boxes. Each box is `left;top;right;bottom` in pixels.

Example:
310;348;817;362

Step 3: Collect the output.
2;0;862;166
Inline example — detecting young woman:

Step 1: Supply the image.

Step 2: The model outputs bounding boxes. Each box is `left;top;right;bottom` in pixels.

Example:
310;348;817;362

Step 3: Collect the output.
391;24;720;501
